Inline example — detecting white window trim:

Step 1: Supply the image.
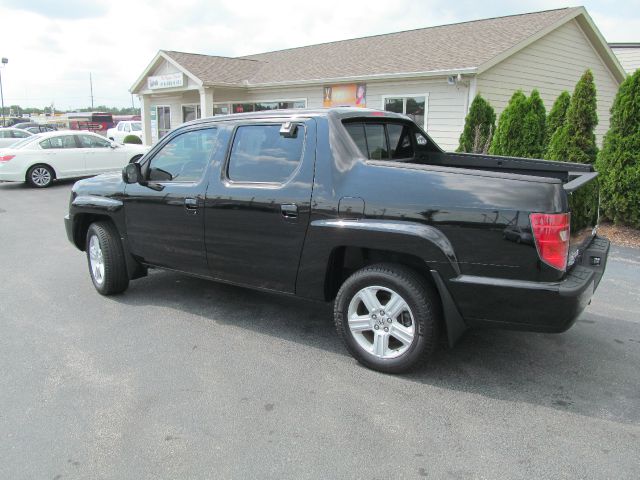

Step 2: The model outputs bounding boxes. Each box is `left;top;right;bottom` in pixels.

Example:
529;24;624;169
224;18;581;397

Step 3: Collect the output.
380;93;429;128
213;98;308;114
181;103;202;123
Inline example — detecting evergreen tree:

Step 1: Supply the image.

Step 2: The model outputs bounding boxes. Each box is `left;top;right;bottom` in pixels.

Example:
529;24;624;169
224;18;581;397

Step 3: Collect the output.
489;90;528;156
546;70;598;164
596;69;640;228
546;70;599;231
544;91;571;150
522;89;547;158
457;94;496;153
489;89;546;157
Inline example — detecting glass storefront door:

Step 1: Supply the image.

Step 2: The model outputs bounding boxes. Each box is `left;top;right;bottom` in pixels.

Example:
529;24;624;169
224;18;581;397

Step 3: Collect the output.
157;106;171;138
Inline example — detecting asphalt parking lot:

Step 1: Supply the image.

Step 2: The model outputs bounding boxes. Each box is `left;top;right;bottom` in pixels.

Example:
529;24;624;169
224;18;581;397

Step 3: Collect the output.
1;179;639;480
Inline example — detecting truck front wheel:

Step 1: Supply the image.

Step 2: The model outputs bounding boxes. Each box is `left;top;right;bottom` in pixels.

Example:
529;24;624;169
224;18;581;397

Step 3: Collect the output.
85;221;129;295
334;264;440;373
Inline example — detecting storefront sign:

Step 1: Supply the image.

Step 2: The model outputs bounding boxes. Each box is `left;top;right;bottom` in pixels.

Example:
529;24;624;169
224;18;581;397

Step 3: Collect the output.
322;83;366;107
147;72;184;90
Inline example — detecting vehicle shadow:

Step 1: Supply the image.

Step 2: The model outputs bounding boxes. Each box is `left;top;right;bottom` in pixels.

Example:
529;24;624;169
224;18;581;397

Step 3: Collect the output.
0;178;77;190
112;269;639;425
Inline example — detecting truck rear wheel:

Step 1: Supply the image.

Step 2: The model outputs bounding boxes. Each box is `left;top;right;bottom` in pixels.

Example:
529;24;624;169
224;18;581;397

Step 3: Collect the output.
334;263;440;373
85;221;129;295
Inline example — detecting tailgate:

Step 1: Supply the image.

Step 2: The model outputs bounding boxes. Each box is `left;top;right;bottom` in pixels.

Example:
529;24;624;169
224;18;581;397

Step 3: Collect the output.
565;170;600;269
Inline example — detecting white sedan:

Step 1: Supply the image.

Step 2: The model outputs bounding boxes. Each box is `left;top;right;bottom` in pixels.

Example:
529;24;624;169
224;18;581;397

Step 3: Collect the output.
0;131;148;188
107;121;143;143
0;127;33;148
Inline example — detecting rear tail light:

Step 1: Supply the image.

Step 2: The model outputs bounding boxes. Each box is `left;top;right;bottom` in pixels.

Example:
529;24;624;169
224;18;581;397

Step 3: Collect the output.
0;155;15;162
530;213;570;271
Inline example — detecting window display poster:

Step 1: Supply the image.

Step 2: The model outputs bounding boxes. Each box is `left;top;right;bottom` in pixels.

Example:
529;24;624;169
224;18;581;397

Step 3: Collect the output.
323;83;366;107
150;107;158;144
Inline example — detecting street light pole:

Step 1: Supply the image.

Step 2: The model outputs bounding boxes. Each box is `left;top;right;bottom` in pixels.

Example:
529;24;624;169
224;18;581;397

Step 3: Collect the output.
0;57;8;127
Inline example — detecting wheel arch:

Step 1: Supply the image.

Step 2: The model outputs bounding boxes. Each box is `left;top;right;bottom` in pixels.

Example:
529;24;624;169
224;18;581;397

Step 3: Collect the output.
297;219;467;345
71;209;146;281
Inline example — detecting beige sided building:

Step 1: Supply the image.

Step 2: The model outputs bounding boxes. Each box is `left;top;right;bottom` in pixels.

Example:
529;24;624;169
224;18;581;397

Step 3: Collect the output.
131;7;626;151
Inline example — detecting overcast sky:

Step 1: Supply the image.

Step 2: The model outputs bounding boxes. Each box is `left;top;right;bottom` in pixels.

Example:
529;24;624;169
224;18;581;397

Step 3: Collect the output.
0;0;638;110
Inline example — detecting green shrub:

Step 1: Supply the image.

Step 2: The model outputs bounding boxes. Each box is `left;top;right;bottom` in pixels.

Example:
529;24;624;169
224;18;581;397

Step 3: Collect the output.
596;69;640;228
546;70;599;231
545;91;571;150
489;89;546;157
457;94;496;153
123;134;142;145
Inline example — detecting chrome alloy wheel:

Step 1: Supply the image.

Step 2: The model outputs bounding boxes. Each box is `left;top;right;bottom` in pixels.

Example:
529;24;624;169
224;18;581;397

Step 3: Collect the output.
31;167;52;186
89;235;105;286
347;286;415;359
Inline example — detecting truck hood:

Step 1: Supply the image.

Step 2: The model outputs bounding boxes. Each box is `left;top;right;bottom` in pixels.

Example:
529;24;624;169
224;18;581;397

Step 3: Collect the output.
72;171;125;197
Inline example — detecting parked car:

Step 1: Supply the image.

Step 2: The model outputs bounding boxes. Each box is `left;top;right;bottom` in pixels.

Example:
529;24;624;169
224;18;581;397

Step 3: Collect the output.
0;127;33;147
1;117;31;127
0;131;148;188
13;122;58;133
63;108;609;373
107;121;143;143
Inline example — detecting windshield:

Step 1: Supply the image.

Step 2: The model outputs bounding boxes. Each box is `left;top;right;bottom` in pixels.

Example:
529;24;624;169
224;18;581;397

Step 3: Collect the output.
131;123;142;131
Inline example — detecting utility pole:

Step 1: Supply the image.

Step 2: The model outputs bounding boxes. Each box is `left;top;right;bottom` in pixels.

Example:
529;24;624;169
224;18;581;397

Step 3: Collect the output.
0;57;8;126
89;72;94;110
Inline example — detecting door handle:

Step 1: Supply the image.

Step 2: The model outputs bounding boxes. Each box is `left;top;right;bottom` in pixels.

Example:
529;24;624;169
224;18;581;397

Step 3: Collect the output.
184;197;199;215
281;203;298;220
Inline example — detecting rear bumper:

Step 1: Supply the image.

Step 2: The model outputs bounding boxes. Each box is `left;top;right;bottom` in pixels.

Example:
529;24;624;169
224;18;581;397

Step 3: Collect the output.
448;236;610;333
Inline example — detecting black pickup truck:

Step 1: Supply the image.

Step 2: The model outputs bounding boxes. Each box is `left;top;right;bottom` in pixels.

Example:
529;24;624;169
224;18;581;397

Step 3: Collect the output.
64;107;609;373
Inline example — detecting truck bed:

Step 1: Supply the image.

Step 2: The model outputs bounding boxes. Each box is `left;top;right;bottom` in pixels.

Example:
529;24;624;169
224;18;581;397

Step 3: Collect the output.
429;151;593;186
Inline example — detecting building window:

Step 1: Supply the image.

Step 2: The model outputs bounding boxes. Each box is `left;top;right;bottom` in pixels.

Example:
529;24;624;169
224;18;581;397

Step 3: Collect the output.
213;104;230;116
157;106;171;138
182;104;201;123
213;100;306;116
382;95;428;128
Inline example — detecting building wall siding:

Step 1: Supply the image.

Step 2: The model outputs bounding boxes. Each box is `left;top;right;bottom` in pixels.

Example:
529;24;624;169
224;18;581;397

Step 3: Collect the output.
477;19;620;145
210;79;468;151
611;47;640;74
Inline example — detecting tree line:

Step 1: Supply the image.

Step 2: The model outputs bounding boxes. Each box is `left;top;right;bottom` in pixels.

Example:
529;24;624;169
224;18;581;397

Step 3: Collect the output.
2;105;140;116
457;69;640;230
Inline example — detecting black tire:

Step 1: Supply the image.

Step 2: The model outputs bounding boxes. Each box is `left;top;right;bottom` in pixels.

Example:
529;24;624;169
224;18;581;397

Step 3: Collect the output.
85;221;129;295
26;164;55;188
334;263;440;373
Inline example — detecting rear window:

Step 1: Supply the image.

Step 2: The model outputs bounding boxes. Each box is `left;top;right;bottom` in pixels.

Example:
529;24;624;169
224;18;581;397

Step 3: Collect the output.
344;122;415;160
227;124;304;183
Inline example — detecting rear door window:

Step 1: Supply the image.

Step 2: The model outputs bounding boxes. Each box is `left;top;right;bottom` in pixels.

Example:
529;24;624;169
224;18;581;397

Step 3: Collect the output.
40;136;78;149
227;124;305;183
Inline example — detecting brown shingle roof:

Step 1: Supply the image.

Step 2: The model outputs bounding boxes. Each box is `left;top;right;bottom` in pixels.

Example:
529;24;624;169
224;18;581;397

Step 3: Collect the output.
163;51;262;86
164;8;579;86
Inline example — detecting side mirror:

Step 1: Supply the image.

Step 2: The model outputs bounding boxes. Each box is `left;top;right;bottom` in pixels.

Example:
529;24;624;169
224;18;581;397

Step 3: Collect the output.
122;162;141;184
110;142;118;149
